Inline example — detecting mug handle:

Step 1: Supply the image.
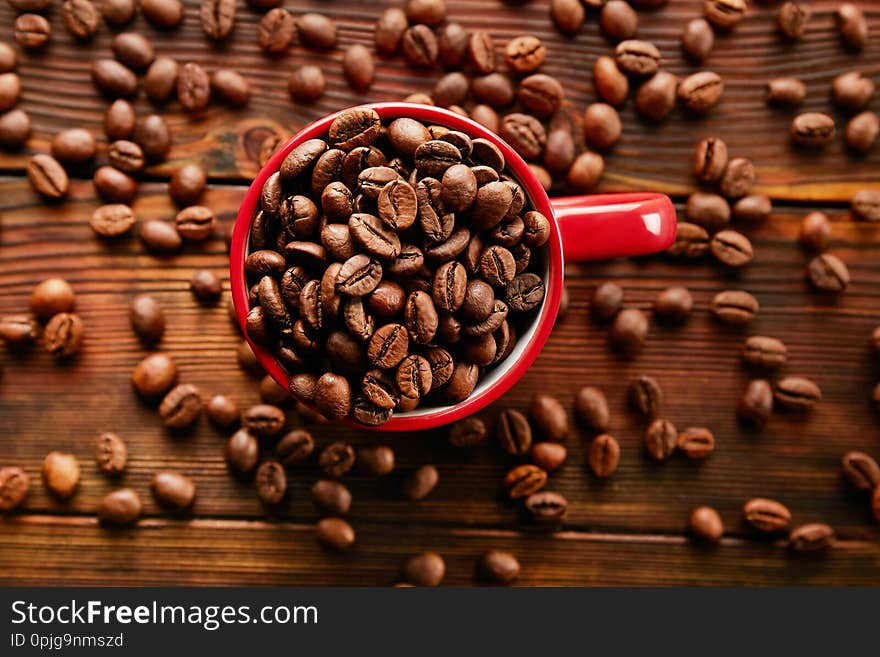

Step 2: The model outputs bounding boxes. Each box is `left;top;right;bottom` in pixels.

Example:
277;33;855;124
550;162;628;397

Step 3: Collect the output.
550;192;677;262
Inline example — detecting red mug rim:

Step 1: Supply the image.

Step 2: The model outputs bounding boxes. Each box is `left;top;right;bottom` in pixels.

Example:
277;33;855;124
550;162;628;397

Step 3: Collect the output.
231;102;564;432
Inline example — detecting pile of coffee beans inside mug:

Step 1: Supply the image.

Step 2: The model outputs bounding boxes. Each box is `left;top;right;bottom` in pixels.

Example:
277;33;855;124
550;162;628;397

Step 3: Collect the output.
245;106;550;426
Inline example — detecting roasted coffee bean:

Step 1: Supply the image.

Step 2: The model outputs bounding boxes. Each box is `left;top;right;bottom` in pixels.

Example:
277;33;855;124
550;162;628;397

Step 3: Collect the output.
846;111;879;153
402;464;439;501
527;443;566;474
288;65;325;101
774;376;821;411
0;466;29;511
14;14;51;50
497;408;532;455
644;418;676;461
518;74;563;118
733;195;772;223
98;489;142;526
430;260;466;312
131;353;178;397
27;154;68;199
44;312;84;359
668;222;709;258
226;429;259;473
169;164;206;207
175;206;216;241
402;551;445;586
841;451;880;491
259;375;289;406
142;0;184;28
253;460;286;505
523;490;568;524
719;157;754;199
593;56;629;106
836;3;867;50
144;57;178;105
469;74;514;108
635;71;677;121
201;0;235;40
775;1;810;40
0;314;39;346
710;230;753;267
686;192;730;231
330;108;381;151
93;166;136;204
743;498;791;532
314;374;351;421
791;112;835;148
682;18;713;61
402;24;438;67
693;137;731;185
246;252;286;280
690;506;723;542
737;379;773;427
503;464;547;499
711;290;758;325
107;140;144;173
316;517;355;550
704;0;746;29
677;427;714;459
478;550;519;584
159;384;202;429
609;308;648;355
506;274;544;313
348;213;401;260
51;128;95;164
375;7;408;54
467;31;495;75
177;62;211;112
211;69;249;107
151;471;196;508
42;452;80;499
135;114;172;161
478;246;515;289
766;77;806;106
551;0;585;35
806;253;849;292
0;108;32;149
311;479;352;515
591;282;623;319
91;59;137;98
297;13;336;49
111;32;154;70
583;103;621;151
530;394;567;441
653;287;693;322
396;354;432;399
357;445;395;476
678;71;723;113
789;523;834;552
337;255;382;298
318;441;355;478
30;278;75;320
361;369;399;410
500;113;546;160
832;71;874;111
573;386;609;433
273;429;313;467
190;270;222;305
129;294;165;344
403;291;438;345
742;336;787;369
587;434;619;478
852;189;880;222
241;403;285;437
343;44;374;93
366;281;406;318
0;42;14;73
600;0;638;42
449;416;488;448
505;35;545;73
615;40;660;77
629;375;662;417
206;394;239;429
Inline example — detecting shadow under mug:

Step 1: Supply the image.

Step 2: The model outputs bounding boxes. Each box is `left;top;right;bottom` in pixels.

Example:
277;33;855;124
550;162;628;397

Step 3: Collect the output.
231;102;677;432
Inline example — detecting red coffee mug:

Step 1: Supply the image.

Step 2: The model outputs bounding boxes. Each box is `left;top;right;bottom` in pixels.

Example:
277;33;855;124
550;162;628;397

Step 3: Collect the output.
231;103;676;431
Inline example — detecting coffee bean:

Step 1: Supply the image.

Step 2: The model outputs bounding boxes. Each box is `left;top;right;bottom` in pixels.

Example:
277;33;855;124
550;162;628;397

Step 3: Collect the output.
806;253;849;292
841;451;880;491
14;14;51;50
599;0;637;42
49;128;94;165
0;466;29;511
551;0;585;35
466;31;495;75
311;479;352;515
711;290;758;325
505;35;545;73
479;550;519;584
587;434;620;478
131;353;178;397
140;219;182;254
92;59;138;98
98;489;142;526
343;44;374;93
518;74;563;118
316;517;355;550
375;7;408;54
144;57;178;105
704;0;746;29
169;164;206;206
732;195;772;223
668;222;709;258
836;3;867;50
0;314;39;346
357;445;395;476
30;278;75;320
523;490;568;524
593;56;629;106
129;294;164;344
175;206;216;241
776;1;810;39
500;113;546;159
743;498;791;532
690;506;723;542
288;65;325;101
211;69;249;107
653;287;692;322
742;336;787;369
0;108;31;149
396;354;432;400
582;103;621;150
190;270;222;305
789;523;834;552
629;375;662;417
719;157;754;199
226;429;259;473
573;386;610;433
503;464;547;499
615;39;660;76
402;464;439;500
142;0;184;28
258;8;295;52
318;441;355;478
403;551;445;586
645;418;677;461
686;192;730;231
93;166;136;204
677;427;715;459
591;282;623;320
635;71;677;121
240;404;284;437
42;451;80;499
107;140;144;173
678;71;723;113
201;0;235;40
737;379;773;427
774;376;821;411
529;442;567;473
0;42;14;73
159;384;202;429
681;18;713;61
529;394;567;441
206;394;239;429
177;62;210;112
44;312;84;359
496;408;531;455
846;111;879;153
254;460;286;505
402;24;439;67
766;77;806;106
791;112;835;148
852;189;880;222
111;32;154;70
832;71;874;111
710;230;753;267
609;308;648;355
135;114;172;160
151;470;198;508
27;154;69;199
405;0;445;25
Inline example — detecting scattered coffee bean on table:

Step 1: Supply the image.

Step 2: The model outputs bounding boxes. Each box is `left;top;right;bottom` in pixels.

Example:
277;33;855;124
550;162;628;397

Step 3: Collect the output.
403;551;445;586
152;471;197;508
95;432;127;475
743;498;791;533
42;451;80;499
645;419;677;461
789;523;835;552
0;466;30;511
737;379;773;427
689;506;723;542
98;488;142;526
478;550;520;584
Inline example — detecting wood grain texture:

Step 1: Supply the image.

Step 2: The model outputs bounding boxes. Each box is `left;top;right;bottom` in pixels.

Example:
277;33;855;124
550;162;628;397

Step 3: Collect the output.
0;1;878;200
2;515;879;586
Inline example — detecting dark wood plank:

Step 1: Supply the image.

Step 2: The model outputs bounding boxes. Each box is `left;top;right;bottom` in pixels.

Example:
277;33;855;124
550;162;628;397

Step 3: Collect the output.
2;178;879;543
0;1;878;200
1;515;878;586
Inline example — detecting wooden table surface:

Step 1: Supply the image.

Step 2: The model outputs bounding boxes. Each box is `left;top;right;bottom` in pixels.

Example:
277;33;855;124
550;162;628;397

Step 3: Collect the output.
1;0;880;586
